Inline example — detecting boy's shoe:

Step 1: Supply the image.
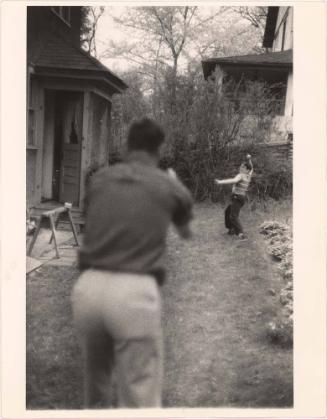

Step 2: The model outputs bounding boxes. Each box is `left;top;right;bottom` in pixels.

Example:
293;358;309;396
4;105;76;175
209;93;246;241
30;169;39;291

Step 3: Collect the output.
238;233;248;241
227;229;236;235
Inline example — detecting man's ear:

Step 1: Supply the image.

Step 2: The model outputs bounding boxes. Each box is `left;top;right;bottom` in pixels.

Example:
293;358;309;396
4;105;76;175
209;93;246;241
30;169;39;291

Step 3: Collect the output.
175;224;192;239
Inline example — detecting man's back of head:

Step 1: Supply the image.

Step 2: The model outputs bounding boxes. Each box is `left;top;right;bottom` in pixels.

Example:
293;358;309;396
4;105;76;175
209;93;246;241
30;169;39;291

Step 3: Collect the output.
127;118;165;156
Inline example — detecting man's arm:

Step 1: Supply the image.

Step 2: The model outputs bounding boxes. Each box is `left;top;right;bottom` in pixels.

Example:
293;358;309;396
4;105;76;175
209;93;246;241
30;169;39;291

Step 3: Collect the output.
169;174;193;240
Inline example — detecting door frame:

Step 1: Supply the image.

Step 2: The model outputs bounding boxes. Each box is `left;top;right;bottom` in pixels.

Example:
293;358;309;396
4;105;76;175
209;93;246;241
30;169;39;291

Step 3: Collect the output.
39;80;90;209
39;79;113;210
56;90;84;206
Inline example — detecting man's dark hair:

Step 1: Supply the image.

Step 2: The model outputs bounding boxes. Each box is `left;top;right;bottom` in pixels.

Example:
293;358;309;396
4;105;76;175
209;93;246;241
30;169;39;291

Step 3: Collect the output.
127;118;165;154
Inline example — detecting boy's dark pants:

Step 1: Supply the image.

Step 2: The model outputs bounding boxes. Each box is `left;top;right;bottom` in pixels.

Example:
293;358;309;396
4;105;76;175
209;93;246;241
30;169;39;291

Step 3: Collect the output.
224;194;246;234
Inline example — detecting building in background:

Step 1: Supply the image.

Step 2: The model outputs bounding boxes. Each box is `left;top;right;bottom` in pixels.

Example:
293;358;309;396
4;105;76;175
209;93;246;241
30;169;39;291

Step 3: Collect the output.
263;6;293;52
262;6;293;123
27;6;127;217
202;6;293;145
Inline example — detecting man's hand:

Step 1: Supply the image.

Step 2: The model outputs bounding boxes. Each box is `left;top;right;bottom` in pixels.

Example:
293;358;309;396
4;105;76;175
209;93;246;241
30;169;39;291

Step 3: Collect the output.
167;168;177;179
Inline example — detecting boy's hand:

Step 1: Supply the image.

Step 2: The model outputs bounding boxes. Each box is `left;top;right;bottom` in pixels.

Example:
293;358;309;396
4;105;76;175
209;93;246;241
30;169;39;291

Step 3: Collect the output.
215;179;220;185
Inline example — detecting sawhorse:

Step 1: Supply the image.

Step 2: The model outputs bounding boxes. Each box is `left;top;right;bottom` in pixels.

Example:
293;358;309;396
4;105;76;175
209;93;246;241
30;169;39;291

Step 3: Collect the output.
27;203;79;259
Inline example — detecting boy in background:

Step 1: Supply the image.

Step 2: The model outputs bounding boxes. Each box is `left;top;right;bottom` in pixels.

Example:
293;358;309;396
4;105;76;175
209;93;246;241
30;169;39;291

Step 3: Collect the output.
215;155;253;240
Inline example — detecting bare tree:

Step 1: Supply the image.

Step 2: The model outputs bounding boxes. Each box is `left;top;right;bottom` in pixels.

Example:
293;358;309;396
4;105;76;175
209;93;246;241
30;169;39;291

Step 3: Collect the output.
232;7;267;31
103;7;232;113
81;6;105;57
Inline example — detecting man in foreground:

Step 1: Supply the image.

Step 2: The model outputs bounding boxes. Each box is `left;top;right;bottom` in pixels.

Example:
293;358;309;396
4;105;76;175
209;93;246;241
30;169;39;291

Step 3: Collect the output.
72;118;193;408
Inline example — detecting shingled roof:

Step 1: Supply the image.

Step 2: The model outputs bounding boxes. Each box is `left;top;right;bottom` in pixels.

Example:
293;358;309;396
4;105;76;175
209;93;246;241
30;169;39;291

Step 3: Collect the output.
30;34;128;93
202;49;292;79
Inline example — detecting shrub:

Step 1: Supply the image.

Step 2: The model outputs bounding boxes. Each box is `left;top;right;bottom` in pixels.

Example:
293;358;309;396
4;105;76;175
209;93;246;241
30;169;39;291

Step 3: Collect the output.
259;220;293;347
267;316;293;348
111;68;292;202
159;75;292;201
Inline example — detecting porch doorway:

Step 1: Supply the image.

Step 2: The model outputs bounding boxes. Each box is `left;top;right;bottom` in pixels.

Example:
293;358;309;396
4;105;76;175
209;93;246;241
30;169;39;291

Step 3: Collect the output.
42;90;83;207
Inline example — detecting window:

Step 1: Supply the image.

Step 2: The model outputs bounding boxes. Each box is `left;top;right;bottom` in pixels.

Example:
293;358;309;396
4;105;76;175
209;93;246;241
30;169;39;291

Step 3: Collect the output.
51;6;71;26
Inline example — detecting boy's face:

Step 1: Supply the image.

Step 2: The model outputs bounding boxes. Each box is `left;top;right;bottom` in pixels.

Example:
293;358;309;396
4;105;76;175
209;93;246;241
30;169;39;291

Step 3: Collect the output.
239;164;248;174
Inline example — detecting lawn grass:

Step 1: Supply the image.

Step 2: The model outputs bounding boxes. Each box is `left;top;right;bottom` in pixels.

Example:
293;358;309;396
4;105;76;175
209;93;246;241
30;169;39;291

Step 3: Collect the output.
26;265;83;409
26;200;293;409
162;200;293;407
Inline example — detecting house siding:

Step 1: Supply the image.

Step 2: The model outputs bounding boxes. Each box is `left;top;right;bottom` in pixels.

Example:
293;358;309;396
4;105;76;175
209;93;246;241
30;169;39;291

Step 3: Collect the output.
27;7;126;211
27;150;37;208
285;72;293;116
271;7;293;139
89;93;112;169
273;7;293;52
27;78;44;207
27;6;82;208
41;91;56;199
259;141;293;169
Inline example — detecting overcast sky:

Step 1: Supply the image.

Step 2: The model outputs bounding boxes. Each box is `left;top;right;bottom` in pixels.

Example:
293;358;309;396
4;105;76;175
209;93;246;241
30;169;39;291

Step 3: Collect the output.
94;6;262;75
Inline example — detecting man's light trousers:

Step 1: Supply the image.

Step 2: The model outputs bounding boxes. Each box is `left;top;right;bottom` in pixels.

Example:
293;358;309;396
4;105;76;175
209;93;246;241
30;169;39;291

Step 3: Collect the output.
71;269;163;408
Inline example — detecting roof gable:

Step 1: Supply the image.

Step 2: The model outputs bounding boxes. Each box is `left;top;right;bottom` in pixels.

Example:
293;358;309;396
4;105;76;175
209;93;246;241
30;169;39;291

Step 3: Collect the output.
202;49;292;79
31;34;128;93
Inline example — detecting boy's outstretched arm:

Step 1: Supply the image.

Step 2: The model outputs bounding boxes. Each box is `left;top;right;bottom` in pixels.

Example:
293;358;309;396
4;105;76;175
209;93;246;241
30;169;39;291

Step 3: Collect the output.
215;174;242;186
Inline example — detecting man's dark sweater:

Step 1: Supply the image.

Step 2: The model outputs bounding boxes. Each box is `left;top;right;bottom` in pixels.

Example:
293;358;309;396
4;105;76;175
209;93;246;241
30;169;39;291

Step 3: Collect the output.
79;151;193;285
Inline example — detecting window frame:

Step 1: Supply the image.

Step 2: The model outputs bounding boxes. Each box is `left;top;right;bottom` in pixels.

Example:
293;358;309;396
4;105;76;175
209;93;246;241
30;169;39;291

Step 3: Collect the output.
281;19;287;51
27;107;38;149
27;75;38;149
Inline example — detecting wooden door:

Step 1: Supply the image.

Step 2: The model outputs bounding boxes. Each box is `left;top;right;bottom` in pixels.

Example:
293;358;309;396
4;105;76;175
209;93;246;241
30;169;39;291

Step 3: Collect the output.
59;92;83;206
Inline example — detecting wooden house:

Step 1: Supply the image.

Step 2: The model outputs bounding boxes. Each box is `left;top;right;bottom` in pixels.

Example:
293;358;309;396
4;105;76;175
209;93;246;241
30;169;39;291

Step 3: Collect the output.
27;6;127;220
262;6;293;120
202;6;293;144
263;7;293;53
